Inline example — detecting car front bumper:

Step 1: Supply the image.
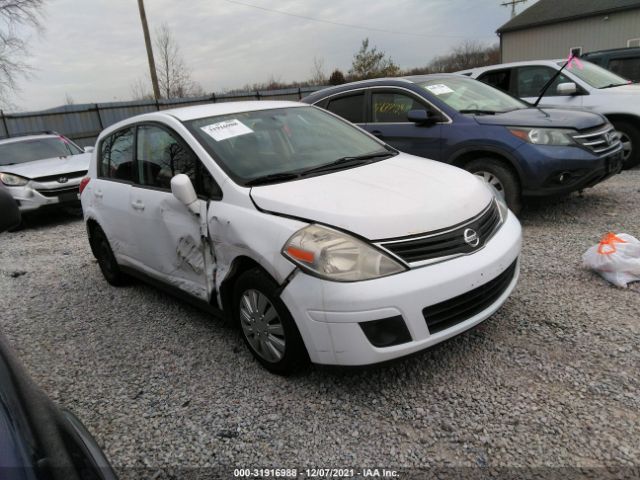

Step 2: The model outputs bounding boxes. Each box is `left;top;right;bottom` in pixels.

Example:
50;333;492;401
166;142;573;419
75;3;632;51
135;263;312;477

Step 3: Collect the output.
4;178;82;212
281;211;522;366
518;144;623;198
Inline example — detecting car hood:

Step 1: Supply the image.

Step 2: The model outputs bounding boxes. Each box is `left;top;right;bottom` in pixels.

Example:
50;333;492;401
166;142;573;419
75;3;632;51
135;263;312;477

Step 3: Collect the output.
601;83;640;94
0;153;90;180
250;153;493;240
472;107;604;130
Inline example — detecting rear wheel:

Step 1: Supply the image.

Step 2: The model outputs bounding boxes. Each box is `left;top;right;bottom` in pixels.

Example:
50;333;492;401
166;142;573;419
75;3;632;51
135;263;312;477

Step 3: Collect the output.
612;121;640;169
465;158;522;214
89;225;129;286
233;268;308;375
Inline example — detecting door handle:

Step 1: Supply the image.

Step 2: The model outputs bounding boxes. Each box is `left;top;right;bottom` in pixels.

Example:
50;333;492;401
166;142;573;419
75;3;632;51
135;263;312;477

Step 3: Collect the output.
94;189;103;198
131;200;145;211
371;130;384;138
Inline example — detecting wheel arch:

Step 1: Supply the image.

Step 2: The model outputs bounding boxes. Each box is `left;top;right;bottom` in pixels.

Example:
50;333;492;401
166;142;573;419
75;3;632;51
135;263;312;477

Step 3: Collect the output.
602;113;640;127
449;147;523;182
218;255;275;320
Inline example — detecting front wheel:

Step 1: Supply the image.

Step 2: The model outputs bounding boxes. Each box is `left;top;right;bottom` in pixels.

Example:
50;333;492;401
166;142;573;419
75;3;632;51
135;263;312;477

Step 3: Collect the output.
465;158;522;214
233;268;308;375
612;121;640;169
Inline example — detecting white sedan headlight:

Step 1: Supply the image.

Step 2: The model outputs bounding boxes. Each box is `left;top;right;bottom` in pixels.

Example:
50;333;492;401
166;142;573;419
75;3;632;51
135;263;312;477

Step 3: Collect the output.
0;172;28;186
283;224;406;282
487;184;509;223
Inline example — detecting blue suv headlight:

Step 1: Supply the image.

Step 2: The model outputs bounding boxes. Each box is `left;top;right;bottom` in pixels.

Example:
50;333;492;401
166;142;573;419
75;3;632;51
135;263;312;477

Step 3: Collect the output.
509;127;577;146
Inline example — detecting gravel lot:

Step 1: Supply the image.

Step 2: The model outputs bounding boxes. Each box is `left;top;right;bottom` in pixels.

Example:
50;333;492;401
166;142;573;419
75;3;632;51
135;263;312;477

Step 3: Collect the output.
1;171;639;479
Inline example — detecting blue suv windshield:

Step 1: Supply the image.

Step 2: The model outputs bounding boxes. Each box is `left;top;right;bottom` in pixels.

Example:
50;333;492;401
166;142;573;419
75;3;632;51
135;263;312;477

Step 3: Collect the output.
419;77;526;113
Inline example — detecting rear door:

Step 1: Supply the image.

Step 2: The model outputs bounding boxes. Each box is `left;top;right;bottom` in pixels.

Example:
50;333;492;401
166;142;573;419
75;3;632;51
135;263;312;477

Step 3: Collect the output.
93;127;137;263
362;88;442;160
128;123;221;300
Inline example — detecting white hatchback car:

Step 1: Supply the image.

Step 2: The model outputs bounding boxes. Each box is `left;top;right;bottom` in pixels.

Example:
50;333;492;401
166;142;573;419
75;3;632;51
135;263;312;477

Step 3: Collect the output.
81;101;522;374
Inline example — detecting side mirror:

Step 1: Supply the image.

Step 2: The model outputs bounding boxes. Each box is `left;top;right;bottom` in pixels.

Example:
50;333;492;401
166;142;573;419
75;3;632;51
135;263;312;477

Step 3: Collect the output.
407;109;436;125
556;82;578;95
0;187;21;233
84;146;95;153
171;174;199;215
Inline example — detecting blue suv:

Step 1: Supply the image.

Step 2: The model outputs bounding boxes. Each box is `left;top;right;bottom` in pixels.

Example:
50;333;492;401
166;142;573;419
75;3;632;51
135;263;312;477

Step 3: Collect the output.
303;74;623;213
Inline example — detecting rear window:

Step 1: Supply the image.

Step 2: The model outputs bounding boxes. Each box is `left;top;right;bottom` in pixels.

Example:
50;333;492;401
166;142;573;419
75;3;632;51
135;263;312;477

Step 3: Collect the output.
608;57;640;81
99;128;135;181
326;93;365;123
0;137;83;166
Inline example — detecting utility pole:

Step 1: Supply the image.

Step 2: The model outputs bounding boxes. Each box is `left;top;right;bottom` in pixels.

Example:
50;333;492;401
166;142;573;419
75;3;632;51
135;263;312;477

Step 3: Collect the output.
137;0;161;100
501;0;527;18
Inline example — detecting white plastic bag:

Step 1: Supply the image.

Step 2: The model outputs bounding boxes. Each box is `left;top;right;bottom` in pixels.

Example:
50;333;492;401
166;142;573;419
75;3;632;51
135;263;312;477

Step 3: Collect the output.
583;232;640;288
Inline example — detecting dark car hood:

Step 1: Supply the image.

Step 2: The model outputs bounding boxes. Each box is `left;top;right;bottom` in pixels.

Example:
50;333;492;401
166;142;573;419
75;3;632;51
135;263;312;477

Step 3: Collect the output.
472;107;605;130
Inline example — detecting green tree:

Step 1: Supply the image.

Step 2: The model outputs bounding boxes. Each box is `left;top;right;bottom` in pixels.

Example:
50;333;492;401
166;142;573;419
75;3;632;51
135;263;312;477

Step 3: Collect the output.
349;38;399;81
328;69;346;85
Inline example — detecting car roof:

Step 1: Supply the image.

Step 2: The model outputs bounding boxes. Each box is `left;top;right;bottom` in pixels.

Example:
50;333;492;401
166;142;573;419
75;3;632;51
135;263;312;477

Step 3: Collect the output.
0;134;62;146
157;100;305;121
457;59;565;75
583;47;640;57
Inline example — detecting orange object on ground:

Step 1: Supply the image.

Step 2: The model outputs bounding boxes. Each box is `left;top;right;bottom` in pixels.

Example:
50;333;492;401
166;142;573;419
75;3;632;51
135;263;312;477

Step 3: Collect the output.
597;232;626;255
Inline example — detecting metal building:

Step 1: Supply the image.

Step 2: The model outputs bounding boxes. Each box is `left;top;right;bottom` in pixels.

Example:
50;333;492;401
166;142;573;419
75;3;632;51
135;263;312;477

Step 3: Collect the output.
498;0;640;62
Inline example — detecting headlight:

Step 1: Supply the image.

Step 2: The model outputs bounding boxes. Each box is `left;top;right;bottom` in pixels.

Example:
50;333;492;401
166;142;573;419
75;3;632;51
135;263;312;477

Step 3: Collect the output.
0;172;28;186
508;127;576;146
486;184;509;223
282;224;406;281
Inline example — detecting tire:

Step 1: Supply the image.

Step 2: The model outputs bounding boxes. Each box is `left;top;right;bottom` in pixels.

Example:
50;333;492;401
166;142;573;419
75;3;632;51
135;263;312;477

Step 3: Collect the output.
88;225;129;286
465;158;522;214
612;121;640;169
233;268;308;375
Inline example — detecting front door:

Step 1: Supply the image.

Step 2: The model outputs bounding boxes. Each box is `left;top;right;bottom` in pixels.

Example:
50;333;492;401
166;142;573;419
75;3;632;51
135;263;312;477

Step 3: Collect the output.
128;124;214;301
513;66;585;109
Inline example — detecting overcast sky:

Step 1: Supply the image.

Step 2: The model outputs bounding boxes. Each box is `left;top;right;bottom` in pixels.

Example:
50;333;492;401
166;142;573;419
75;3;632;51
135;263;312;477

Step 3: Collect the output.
12;0;532;112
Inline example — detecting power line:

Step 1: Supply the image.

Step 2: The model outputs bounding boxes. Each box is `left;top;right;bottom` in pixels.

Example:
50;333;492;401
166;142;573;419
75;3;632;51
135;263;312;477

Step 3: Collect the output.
223;0;495;39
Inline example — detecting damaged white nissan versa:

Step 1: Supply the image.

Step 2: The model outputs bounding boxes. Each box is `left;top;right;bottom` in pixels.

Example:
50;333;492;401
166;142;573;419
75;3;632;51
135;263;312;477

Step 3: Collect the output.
80;101;522;374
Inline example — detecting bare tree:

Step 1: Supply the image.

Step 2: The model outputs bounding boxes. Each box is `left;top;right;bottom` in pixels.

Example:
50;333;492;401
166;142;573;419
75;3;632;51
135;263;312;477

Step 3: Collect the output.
64;92;74;105
0;0;44;107
130;77;154;100
154;22;202;99
309;56;326;85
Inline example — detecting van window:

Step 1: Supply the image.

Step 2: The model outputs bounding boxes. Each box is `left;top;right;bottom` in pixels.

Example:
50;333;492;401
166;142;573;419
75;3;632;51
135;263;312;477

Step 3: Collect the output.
326;93;365;123
99;128;135;181
479;69;512;93
608;57;640;82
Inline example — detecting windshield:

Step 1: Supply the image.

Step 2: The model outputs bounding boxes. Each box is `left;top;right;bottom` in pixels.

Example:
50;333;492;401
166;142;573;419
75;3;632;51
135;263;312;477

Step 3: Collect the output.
558;60;630;88
418;77;526;113
187;106;390;185
0;137;83;166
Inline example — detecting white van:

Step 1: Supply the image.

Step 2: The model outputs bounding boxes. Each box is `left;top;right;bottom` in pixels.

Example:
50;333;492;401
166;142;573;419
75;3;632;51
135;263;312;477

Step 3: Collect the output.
80;101;522;374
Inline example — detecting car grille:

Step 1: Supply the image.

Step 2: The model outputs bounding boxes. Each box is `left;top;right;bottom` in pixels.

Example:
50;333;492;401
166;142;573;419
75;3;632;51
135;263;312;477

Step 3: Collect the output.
37;186;79;197
573;125;622;156
33;170;87;183
378;201;501;265
422;259;518;334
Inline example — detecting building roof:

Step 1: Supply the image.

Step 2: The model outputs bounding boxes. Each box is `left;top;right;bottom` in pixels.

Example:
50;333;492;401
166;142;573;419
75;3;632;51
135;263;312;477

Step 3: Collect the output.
497;0;640;33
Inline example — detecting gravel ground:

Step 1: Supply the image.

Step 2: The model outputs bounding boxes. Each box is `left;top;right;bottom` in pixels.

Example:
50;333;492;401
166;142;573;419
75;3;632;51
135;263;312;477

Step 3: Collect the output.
0;172;639;479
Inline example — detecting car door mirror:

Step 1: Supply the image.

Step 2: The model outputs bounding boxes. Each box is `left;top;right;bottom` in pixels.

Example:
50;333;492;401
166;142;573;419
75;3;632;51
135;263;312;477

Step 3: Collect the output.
0;187;21;233
170;174;199;215
556;82;577;95
84;146;95;153
407;109;436;125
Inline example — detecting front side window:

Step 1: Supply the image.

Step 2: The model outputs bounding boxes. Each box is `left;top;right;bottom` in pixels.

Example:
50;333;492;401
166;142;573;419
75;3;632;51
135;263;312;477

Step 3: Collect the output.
418;77;526;113
187;106;390;185
515;66;573;97
99;128;134;181
326;93;365;123
558;60;629;88
0;136;83;166
136;125;221;198
371;92;427;123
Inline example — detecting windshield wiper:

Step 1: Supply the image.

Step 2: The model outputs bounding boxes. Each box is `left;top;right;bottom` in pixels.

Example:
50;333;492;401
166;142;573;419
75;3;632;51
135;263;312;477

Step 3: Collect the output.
245;172;301;186
300;151;396;176
600;83;629;89
459;109;497;115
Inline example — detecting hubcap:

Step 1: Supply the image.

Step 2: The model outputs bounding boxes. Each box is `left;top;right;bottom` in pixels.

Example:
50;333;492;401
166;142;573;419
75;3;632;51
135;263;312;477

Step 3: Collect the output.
239;289;285;363
474;171;505;198
616;131;632;162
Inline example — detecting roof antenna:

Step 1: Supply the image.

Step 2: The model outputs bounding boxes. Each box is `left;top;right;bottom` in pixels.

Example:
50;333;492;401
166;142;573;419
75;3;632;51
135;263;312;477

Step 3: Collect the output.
501;0;527;18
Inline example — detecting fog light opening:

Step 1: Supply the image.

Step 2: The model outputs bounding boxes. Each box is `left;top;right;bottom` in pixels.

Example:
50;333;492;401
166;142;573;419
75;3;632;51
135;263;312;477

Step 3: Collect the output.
359;316;412;348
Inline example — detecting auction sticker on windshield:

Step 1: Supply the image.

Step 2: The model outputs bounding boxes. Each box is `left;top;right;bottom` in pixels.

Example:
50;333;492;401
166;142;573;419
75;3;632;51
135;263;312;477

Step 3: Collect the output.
425;84;454;95
201;119;253;142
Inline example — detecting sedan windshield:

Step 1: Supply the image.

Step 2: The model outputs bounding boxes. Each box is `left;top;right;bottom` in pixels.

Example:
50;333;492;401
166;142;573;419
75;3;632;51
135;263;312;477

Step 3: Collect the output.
557;60;630;88
186;106;393;185
418;77;526;113
0;137;83;166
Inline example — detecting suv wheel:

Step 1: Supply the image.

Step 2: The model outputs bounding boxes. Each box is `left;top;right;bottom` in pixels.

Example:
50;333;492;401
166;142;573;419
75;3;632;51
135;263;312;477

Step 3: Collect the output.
466;158;522;214
613;121;640;169
89;225;129;286
233;268;308;375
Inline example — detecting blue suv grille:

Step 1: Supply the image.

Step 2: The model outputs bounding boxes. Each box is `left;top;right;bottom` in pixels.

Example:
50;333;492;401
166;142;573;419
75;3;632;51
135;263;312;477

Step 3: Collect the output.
378;201;501;265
